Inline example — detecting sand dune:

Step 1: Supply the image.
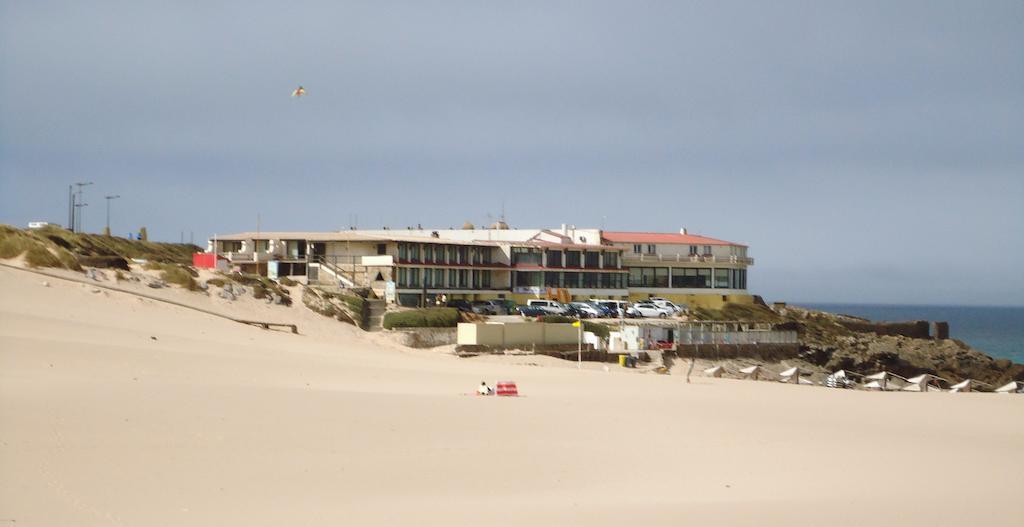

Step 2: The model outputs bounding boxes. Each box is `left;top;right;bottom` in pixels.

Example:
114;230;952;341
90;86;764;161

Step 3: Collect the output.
1;265;1021;526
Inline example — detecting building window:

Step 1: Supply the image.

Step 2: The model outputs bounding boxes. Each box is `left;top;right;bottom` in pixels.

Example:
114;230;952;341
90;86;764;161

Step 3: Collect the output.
703;245;712;256
565;251;581;267
633;244;641;254
222;241;243;252
563;272;580;288
514;271;541;288
409;268;421;287
511;248;542;265
584;251;599;268
672;268;711;288
398;243;408;261
458;269;469;288
545;250;563;268
714;269;729;288
480;247;491;264
255;240;269;252
409;244;420;262
472;270;480;289
689;245;698;256
449;269;458;288
424;268;433;287
398;268;408;287
603;252;618;268
653;268;669;288
480;270;492;288
646;244;656;254
544;272;561;288
582;272;599;288
423;245;433;264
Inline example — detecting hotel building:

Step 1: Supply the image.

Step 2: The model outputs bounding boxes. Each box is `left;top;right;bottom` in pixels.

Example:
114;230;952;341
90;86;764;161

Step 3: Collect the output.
208;225;754;308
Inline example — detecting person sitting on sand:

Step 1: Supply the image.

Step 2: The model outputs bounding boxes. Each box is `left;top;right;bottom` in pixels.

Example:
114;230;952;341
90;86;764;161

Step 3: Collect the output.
477;382;493;396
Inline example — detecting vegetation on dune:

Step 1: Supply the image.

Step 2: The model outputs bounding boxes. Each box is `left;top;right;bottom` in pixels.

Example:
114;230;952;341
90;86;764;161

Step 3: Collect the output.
0;224;197;271
144;261;201;291
302;287;367;327
0;225;82;270
383;308;459;329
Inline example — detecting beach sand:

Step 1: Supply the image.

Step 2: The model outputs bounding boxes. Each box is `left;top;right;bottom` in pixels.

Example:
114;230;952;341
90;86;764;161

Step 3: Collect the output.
1;264;1021;526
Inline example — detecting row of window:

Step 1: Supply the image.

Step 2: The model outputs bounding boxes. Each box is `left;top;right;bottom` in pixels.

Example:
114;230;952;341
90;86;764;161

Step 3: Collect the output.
632;244;713;256
628;267;747;289
397;267;494;289
397;243;492;265
513;271;626;289
512;248;620;268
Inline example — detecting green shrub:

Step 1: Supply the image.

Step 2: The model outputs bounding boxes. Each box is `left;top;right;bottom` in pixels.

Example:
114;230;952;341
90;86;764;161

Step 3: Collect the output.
252;286;268;299
538;315;574;324
160;266;200;291
583;321;610;338
206;277;227;288
278;276;298;287
383;308;459;329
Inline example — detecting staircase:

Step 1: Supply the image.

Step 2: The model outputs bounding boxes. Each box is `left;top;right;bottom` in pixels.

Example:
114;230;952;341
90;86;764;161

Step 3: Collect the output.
365;299;387;332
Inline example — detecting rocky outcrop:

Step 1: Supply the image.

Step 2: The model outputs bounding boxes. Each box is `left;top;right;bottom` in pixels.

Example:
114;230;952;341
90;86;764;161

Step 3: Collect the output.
778;306;1024;386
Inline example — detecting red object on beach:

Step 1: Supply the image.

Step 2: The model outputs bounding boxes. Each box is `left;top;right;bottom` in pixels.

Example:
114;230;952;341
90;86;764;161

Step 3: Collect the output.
496;381;519;397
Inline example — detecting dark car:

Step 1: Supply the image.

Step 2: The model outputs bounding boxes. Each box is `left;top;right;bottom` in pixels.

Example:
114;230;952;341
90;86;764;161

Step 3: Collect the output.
446;299;473;312
517;305;548;317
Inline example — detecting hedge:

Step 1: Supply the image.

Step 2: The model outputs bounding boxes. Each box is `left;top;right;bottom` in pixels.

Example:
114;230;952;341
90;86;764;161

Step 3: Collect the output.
536;315;610;338
383;308;459;329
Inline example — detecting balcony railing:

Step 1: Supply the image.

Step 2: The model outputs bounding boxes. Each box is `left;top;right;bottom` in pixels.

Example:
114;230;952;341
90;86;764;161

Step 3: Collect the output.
622;254;754;265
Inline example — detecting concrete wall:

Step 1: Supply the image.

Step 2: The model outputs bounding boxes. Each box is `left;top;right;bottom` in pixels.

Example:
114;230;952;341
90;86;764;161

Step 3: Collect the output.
457;322;582;347
837;320;932;339
389;328;458;348
677;343;800;361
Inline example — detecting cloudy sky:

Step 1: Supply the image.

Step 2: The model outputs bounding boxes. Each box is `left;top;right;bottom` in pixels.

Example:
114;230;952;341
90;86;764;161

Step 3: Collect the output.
1;1;1022;305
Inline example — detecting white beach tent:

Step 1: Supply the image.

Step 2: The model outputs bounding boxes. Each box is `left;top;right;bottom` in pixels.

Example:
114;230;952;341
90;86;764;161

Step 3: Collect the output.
994;381;1024;394
779;367;813;385
825;370;860;388
948;379;992;393
863;371;907;391
902;374;947;392
739;365;762;381
703;365;725;378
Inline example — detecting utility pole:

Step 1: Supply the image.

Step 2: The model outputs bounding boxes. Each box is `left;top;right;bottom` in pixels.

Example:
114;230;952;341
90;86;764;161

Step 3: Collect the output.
104;195;120;236
68;185;74;231
73;181;93;233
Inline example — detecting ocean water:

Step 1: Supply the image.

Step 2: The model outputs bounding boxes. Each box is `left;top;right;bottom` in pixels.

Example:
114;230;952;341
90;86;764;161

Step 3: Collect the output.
801;304;1024;364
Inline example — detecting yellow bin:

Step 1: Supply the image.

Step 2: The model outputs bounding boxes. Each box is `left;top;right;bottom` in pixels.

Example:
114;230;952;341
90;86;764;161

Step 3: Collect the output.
618;355;627;367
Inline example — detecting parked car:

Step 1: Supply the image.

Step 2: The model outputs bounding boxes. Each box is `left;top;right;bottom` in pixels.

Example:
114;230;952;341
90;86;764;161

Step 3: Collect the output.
468;300;507;315
517;304;548;317
446;299;473;312
626;302;673;318
647;298;684;314
591;299;628;317
569;302;603;318
584;301;613;317
526;299;569;315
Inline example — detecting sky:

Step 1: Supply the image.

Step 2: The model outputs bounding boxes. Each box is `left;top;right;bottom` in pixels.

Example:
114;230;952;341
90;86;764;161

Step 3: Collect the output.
1;1;1022;306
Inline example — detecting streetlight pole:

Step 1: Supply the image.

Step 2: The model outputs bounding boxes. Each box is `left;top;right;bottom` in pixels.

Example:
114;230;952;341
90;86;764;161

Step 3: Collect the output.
105;195;120;236
73;181;93;233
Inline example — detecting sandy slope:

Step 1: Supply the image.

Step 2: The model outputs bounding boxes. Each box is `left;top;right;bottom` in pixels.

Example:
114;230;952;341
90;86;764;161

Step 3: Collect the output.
1;265;1021;526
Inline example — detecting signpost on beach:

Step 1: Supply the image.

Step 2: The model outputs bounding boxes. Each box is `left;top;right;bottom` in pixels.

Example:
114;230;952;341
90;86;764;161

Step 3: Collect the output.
573;319;582;369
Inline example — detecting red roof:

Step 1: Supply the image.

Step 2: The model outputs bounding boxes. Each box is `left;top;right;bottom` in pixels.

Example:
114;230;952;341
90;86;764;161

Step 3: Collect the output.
601;231;744;247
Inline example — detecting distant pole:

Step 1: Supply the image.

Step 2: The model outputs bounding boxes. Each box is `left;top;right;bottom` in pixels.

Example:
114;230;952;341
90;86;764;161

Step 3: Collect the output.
577;315;583;369
104;195;120;236
74;181;93;232
68;185;74;230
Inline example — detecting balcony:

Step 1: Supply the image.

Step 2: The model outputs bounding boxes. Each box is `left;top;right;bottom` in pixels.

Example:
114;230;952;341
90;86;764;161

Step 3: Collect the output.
622;253;754;265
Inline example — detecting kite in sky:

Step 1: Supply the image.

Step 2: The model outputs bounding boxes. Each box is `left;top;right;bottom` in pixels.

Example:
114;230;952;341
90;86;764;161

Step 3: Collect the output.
291;86;306;97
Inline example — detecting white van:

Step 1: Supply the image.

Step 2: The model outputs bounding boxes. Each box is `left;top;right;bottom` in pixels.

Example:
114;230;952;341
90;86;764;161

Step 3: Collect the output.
648;297;685;313
526;299;568;315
